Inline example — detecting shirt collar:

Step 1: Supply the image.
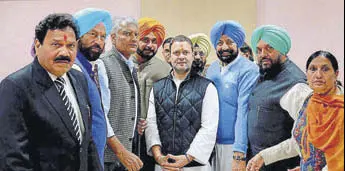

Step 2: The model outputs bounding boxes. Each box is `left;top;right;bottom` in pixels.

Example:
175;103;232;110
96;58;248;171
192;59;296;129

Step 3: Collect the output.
119;51;134;70
47;71;68;83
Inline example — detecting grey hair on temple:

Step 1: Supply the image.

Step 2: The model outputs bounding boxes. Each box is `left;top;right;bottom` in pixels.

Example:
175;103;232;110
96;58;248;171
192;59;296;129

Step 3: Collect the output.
111;16;138;35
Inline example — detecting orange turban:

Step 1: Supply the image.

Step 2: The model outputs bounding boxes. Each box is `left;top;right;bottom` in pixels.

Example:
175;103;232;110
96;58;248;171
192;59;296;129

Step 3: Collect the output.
138;17;166;48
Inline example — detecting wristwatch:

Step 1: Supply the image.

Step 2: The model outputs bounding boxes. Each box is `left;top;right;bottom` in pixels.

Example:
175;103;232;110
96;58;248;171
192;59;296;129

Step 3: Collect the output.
233;155;246;161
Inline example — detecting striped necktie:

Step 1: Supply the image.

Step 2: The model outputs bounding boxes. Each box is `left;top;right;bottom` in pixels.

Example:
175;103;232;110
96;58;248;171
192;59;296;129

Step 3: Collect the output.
55;77;82;144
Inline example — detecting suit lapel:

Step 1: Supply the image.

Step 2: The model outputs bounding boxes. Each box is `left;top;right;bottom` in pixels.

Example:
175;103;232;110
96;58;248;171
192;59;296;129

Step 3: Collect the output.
44;86;80;143
32;58;80;144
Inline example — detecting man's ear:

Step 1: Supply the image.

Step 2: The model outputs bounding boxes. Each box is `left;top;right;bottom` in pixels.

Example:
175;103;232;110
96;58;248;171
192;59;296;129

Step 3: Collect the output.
111;33;116;41
34;39;41;57
34;39;41;49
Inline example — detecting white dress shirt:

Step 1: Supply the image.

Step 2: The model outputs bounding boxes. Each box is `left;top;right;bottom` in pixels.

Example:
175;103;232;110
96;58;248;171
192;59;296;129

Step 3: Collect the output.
48;72;85;141
145;75;219;169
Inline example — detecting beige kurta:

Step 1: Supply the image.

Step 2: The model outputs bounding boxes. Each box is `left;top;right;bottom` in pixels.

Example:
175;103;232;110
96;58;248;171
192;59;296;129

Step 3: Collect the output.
133;56;171;119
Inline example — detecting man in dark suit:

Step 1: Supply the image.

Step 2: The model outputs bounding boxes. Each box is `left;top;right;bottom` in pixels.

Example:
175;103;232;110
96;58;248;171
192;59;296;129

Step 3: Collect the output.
0;13;101;171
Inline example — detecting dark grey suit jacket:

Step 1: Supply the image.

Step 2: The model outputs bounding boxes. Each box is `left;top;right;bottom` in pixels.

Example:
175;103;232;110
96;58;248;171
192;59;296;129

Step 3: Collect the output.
0;58;102;171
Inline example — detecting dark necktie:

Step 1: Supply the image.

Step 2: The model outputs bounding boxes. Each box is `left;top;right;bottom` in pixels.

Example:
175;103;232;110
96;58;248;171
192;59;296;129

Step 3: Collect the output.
92;64;101;91
55;77;82;144
91;64;105;111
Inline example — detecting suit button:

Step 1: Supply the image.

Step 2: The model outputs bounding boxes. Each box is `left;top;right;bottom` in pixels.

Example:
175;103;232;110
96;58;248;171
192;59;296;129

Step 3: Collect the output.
80;149;83;153
251;93;254;96
131;95;135;99
131;117;135;121
129;138;133;141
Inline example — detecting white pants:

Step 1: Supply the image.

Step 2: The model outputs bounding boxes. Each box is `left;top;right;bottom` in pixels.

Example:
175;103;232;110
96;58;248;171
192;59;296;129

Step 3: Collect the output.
155;163;212;171
212;144;233;171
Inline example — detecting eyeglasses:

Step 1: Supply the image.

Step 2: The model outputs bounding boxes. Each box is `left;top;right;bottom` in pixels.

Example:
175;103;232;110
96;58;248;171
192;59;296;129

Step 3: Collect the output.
85;32;106;41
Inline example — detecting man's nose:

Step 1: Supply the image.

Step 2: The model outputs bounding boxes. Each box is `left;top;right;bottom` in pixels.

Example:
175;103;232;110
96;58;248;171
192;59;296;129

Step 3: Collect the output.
94;36;103;44
221;43;229;50
195;53;201;60
132;35;138;42
59;46;69;56
146;41;154;49
260;48;269;56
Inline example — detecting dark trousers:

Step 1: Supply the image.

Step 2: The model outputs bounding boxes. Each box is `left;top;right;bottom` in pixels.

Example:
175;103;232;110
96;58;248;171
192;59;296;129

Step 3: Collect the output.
104;132;141;171
140;134;155;171
260;157;300;171
104;135;155;171
104;162;126;171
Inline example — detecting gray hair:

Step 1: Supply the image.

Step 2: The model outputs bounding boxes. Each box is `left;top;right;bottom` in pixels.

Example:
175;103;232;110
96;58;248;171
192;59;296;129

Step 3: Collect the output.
111;16;138;35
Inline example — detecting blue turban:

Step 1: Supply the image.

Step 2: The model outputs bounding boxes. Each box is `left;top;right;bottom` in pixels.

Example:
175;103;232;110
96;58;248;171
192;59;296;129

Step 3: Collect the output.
251;25;291;55
210;20;245;49
73;8;112;37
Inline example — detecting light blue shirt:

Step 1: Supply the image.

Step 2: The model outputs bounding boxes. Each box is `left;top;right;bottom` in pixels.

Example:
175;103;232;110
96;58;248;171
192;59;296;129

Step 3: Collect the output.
206;56;259;154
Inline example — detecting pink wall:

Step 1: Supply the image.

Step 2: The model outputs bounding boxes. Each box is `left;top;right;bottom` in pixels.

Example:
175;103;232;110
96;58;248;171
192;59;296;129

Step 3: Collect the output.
1;0;343;83
0;0;140;80
257;0;344;83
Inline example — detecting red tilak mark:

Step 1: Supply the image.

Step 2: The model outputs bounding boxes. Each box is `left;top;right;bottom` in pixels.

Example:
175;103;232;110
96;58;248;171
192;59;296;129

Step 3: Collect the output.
64;34;67;41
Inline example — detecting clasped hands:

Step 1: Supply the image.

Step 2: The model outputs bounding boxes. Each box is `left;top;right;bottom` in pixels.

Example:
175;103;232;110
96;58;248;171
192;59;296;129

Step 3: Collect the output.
155;154;192;171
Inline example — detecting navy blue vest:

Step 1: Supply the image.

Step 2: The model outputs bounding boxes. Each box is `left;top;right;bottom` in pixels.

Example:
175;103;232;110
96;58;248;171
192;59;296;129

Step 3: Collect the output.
248;59;306;160
153;73;211;166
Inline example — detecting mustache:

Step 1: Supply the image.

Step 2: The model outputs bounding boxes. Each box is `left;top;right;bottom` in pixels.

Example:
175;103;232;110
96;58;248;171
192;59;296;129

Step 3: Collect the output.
218;49;234;56
260;57;272;63
143;47;155;53
54;56;71;62
90;44;102;51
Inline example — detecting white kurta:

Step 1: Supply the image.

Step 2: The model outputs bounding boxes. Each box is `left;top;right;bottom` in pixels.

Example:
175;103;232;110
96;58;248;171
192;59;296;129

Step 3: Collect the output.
145;77;219;171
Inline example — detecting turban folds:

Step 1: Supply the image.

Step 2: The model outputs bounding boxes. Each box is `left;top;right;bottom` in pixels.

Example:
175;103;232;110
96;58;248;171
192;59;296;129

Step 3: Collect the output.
251;25;291;55
73;8;112;37
138;17;166;48
189;33;211;58
210;20;245;49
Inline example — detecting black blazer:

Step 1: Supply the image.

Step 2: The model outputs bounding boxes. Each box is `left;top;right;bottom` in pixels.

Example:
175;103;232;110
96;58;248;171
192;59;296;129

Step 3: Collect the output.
0;58;102;171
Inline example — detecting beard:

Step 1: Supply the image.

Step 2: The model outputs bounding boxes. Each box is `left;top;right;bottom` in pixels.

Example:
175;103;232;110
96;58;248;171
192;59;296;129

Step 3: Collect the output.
259;58;282;80
217;49;238;64
79;42;103;61
136;47;157;62
191;59;205;75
